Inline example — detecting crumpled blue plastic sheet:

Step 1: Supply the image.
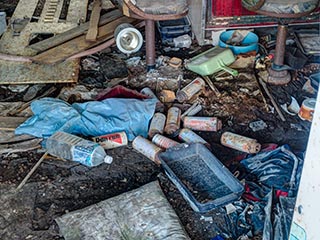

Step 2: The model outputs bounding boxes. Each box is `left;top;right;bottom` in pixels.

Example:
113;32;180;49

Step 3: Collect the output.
15;97;157;140
205;146;303;240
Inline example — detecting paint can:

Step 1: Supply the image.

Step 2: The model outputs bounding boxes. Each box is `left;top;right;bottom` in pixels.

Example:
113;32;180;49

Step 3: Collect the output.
132;136;162;164
148;113;166;138
164;107;181;135
220;132;261;154
152;134;179;149
298;98;316;122
178;128;209;147
176;77;206;103
183;116;222;132
93;131;128;149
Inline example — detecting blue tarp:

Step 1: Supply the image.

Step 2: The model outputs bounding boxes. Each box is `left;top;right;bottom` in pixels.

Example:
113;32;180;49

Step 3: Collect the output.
15;97;157;140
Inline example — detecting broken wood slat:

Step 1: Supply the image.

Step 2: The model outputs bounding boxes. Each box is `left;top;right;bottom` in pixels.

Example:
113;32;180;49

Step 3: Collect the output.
32;17;138;64
28;9;122;54
0;131;35;144
0;138;42;156
0;117;28;131
86;0;102;42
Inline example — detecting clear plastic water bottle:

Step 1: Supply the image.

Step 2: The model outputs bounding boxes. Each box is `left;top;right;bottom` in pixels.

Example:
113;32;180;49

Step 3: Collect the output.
45;132;113;167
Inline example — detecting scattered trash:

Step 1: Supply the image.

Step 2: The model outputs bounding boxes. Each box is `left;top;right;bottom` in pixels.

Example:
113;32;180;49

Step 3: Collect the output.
176;77;205;103
93;131;128;150
168;57;183;68
132;136;162;165
298;98;316;122
178;128;209;147
152;134;179;149
174;34;192;48
219;30;258;55
55;181;191;240
159;143;244;212
114;23;143;54
148;112;166;138
140;87;164;112
200;215;213;223
280;96;300;116
221;132;261;154
7;85;29;93
96;85;148;101
181;102;202;119
58;85;99;102
249;120;267;132
159;89;176;103
186;46;238;76
46;131;113;167
23;84;46;102
183;116;222;132
0;138;42;156
164;107;181;135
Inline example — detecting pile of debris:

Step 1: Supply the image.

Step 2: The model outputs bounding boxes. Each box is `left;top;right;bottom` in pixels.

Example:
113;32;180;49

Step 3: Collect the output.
0;1;319;240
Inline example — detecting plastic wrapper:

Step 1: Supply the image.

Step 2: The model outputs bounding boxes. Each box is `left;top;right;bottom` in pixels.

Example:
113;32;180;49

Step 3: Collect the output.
55;181;190;240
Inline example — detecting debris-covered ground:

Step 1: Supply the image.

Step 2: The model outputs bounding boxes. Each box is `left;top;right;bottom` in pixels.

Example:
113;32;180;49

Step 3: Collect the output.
0;1;319;240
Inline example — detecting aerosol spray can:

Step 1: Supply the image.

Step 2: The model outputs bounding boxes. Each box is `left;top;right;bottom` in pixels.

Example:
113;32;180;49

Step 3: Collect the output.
148;113;166;138
132;136;162;164
176;77;206;103
183;116;222;132
164;107;181;135
140;87;164;112
93;131;128;149
220;132;261;154
178;128;209;147
181;102;202;119
152;134;179;149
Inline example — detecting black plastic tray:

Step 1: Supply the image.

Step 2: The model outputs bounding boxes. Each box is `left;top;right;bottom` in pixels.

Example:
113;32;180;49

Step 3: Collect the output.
159;143;244;212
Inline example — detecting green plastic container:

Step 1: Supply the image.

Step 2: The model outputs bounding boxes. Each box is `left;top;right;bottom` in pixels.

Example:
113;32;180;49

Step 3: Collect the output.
186;46;238;76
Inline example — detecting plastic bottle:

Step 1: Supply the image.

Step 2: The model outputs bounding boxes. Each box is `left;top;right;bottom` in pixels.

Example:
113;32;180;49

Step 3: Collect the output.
46;131;113;167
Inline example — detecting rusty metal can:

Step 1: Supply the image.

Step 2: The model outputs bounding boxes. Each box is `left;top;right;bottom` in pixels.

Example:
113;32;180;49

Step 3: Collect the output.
93;131;128;149
298;98;316;122
159;89;176;103
178;128;209;146
148;113;166;138
176;77;206;103
164;107;181;135
183;116;222;132
132;136;162;164
152;134;179;149
220;132;261;154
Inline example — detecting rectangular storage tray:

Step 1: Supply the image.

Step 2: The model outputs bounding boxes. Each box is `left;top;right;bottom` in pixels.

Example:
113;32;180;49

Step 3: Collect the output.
159;143;244;212
157;16;191;42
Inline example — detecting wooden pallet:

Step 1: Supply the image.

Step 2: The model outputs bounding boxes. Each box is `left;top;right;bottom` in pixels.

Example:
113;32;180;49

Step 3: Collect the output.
0;0;89;84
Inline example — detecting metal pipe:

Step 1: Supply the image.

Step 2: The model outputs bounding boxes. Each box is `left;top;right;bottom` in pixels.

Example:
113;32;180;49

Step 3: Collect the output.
145;19;156;70
273;24;288;66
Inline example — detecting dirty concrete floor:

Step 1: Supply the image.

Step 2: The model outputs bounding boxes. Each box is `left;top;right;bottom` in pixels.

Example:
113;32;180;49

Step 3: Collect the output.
1;1;319;240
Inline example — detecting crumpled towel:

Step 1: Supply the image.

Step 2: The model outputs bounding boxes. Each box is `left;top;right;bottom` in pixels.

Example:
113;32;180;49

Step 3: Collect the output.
15;97;156;140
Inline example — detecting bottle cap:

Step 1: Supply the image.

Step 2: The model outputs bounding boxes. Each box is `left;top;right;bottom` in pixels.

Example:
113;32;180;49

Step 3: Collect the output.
104;155;113;164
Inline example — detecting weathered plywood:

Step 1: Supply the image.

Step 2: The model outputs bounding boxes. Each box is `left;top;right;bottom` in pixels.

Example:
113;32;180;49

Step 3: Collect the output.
0;117;28;131
0;0;87;84
0;59;79;84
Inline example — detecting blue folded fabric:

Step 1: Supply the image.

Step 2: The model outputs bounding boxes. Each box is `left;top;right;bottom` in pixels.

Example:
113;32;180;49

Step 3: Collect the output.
15;97;157;141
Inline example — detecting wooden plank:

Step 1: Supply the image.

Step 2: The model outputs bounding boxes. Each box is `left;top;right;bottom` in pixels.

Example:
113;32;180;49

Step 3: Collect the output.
28;9;122;53
0;131;35;144
0;117;28;131
32;16;137;64
86;0;102;42
67;0;89;23
0;59;79;84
